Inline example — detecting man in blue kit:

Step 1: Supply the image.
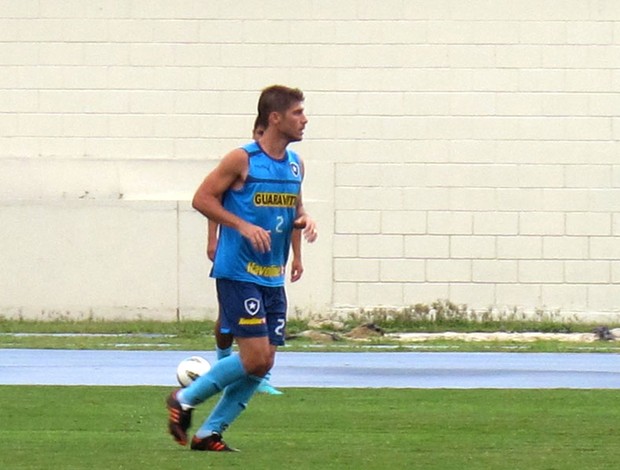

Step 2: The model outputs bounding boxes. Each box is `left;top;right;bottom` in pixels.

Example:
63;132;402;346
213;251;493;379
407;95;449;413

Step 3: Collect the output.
167;84;318;452
207;116;303;396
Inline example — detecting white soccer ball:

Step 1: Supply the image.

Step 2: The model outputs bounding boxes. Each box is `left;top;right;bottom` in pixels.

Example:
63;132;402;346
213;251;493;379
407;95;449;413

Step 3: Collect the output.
176;356;211;387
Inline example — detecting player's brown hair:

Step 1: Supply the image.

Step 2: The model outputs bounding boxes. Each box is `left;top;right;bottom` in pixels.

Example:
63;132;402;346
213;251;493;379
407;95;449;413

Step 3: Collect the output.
257;85;304;128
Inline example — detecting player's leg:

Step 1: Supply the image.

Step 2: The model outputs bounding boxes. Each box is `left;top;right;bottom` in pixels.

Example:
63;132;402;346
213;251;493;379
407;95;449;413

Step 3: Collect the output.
257;286;288;394
256;292;286;394
216;297;279;393
256;371;282;394
190;281;275;451
215;308;233;360
177;279;263;405
167;280;254;446
166;352;246;446
192;286;288;448
191;336;271;451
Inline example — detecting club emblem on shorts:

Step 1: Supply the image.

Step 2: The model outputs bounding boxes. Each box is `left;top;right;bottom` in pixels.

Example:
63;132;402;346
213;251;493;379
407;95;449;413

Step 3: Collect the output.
290;162;300;177
244;298;260;316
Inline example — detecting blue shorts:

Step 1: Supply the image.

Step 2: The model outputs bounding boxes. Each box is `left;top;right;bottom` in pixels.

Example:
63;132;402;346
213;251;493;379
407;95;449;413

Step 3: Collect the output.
216;278;287;346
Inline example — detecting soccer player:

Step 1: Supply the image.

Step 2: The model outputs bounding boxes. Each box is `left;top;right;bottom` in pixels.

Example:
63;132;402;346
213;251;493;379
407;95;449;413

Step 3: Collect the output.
167;85;317;452
207;116;303;395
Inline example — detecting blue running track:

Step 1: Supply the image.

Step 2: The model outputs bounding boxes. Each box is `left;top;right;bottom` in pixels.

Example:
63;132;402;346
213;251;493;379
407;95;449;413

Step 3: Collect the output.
2;350;620;388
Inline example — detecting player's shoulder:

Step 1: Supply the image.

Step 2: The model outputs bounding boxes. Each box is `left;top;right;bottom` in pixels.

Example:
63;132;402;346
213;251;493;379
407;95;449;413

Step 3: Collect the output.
285;148;303;166
286;149;304;175
217;147;251;175
222;148;245;161
286;147;300;159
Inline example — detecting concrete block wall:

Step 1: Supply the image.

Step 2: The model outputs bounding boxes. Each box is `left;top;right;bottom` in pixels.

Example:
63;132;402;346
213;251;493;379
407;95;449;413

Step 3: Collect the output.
327;2;620;320
1;1;619;320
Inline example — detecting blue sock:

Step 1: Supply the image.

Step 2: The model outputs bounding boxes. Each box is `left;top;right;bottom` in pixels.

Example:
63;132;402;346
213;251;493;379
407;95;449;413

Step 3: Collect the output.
178;354;246;407
216;346;232;360
196;374;262;437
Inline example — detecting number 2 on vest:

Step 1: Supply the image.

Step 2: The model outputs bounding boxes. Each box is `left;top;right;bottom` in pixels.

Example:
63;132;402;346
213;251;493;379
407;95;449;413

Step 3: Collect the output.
275;216;284;233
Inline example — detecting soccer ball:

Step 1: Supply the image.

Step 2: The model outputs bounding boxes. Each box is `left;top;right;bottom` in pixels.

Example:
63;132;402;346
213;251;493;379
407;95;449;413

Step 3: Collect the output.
176;356;211;387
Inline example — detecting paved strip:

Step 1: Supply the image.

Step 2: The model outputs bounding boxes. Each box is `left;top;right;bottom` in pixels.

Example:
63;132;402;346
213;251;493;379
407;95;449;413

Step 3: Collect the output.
1;349;620;388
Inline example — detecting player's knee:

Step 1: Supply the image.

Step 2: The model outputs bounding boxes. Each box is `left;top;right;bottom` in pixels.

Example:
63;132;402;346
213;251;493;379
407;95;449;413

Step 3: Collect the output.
257;359;274;378
247;361;272;377
242;354;273;377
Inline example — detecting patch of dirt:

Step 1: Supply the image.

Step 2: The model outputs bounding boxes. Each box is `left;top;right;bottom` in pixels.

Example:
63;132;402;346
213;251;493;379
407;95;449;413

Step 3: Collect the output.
345;323;385;339
293;330;341;342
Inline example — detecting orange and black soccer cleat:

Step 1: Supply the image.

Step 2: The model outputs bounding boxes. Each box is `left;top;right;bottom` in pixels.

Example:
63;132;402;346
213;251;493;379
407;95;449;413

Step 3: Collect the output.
166;389;193;446
190;432;239;452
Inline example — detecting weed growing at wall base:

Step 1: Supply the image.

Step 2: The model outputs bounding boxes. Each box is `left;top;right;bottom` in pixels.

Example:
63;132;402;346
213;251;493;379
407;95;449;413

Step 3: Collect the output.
332;299;598;333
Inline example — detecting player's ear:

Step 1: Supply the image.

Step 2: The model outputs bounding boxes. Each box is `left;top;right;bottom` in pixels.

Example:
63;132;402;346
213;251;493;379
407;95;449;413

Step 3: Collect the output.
269;111;281;125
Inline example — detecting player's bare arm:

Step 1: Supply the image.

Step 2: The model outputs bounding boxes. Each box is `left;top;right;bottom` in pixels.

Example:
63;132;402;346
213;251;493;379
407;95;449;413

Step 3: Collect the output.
292;158;318;243
290;228;303;282
206;219;218;261
192;149;271;253
289;156;305;282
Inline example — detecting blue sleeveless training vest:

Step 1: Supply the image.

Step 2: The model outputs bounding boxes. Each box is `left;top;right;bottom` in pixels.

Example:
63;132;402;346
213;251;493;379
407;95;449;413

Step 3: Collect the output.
211;141;303;287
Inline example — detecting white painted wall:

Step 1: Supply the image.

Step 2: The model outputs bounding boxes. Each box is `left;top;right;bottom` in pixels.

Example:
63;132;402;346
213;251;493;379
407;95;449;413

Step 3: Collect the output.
1;1;620;320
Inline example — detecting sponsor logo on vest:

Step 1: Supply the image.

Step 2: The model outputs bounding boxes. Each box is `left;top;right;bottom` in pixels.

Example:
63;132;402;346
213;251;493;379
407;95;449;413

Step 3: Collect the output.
238;317;266;326
246;262;283;277
253;192;297;207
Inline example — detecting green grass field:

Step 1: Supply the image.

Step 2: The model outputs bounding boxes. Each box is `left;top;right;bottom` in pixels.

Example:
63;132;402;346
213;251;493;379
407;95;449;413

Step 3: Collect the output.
2;386;620;469
2;319;620;468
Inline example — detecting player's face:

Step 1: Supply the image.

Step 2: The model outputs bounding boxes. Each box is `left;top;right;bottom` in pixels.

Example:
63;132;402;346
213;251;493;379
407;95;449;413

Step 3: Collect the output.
278;102;307;142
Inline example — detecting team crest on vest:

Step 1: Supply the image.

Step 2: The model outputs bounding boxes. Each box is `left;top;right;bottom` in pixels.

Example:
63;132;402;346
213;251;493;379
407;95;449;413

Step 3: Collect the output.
244;297;261;316
290;161;300;177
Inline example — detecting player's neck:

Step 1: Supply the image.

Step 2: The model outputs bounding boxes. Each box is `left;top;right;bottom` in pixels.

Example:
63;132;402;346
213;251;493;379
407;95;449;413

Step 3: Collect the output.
257;134;289;160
